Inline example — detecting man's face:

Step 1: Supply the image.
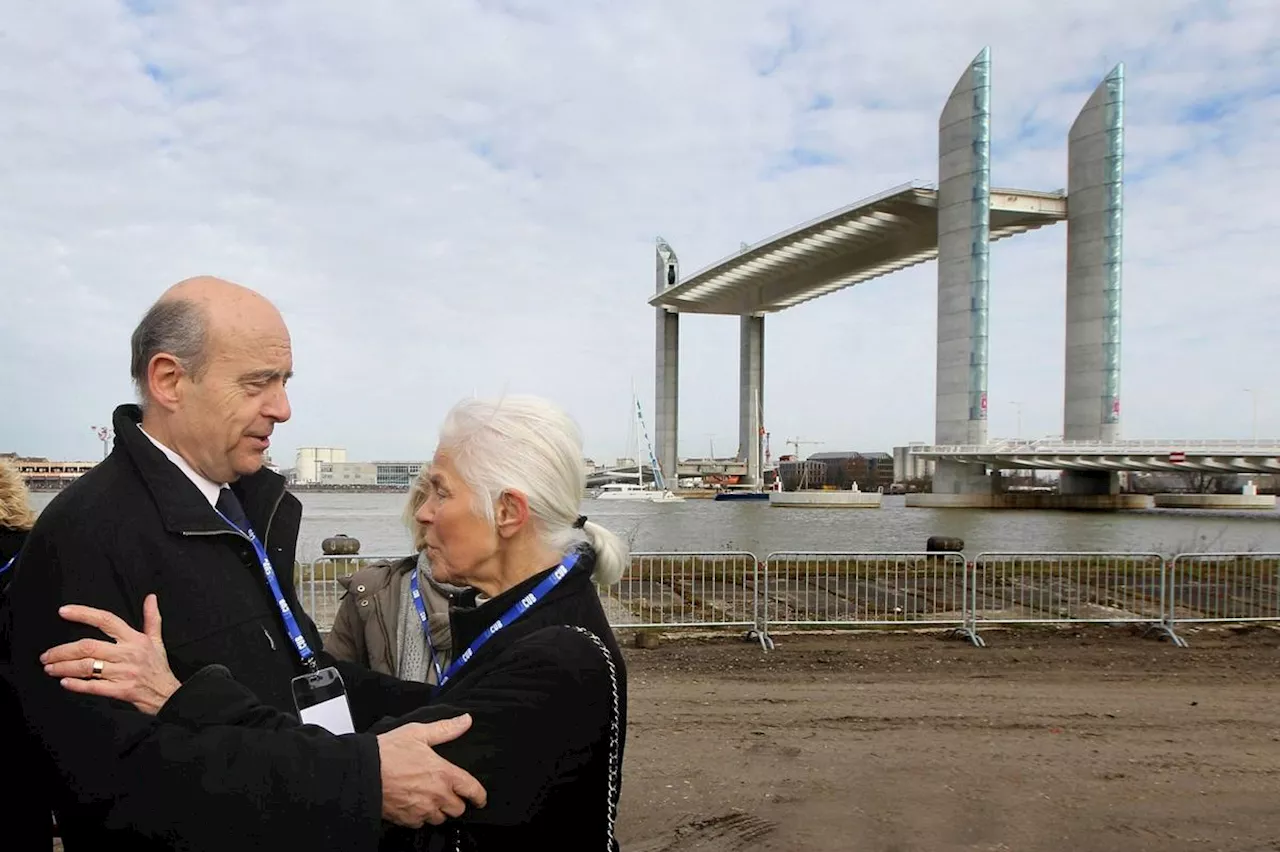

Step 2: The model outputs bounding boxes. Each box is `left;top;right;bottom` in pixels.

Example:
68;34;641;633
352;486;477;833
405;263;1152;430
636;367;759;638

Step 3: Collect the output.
172;315;293;484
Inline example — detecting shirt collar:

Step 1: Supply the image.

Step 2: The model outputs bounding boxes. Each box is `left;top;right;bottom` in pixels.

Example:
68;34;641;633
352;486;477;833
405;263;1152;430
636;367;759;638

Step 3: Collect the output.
136;424;226;508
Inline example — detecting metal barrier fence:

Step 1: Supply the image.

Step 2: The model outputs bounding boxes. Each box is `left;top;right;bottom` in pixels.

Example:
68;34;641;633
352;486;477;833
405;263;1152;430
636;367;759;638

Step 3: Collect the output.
293;550;1280;650
297;551;766;645
760;551;975;645
297;554;409;634
1167;553;1280;640
969;551;1178;645
602;551;763;645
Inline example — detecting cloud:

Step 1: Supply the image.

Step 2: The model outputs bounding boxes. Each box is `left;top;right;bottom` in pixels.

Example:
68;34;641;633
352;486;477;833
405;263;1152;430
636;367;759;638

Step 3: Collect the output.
1;0;1277;470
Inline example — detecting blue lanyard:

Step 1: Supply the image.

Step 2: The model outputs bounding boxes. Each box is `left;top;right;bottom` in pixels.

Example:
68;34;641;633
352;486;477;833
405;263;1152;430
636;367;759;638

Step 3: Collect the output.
214;508;317;671
436;551;579;689
0;554;15;577
409;569;445;684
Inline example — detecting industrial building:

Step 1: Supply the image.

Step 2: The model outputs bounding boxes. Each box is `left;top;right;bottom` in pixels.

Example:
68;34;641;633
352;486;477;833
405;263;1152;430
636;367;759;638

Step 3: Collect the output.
294;447;347;484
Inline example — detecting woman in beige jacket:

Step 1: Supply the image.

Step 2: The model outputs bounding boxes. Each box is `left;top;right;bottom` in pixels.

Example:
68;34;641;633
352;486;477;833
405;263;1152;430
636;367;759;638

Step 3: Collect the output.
324;470;465;683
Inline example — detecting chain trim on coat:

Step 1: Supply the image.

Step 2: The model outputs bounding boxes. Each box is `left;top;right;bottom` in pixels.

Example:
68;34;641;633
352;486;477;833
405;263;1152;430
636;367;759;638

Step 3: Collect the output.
451;625;621;852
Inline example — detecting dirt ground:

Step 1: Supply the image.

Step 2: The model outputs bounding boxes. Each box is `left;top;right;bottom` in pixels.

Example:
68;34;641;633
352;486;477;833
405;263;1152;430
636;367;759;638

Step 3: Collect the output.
613;625;1280;852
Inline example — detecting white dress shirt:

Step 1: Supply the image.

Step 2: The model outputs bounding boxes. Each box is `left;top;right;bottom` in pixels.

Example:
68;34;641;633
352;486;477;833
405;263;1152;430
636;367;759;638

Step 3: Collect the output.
137;424;227;508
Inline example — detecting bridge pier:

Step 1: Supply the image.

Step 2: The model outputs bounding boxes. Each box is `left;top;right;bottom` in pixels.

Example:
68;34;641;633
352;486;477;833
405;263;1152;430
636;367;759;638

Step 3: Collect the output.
654;239;680;488
737;314;764;486
1059;470;1119;496
932;460;1000;497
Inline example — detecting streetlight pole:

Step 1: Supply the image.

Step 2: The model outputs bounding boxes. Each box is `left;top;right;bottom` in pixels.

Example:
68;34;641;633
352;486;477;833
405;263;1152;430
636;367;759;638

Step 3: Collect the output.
90;426;114;460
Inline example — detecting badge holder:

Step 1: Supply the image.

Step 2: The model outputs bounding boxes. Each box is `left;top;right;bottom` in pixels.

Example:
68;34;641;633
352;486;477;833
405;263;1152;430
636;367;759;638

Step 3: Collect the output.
292;666;356;735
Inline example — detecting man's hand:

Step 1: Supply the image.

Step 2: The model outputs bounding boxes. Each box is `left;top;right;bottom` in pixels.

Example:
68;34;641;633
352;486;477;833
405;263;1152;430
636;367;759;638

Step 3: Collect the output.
41;594;182;715
378;714;488;827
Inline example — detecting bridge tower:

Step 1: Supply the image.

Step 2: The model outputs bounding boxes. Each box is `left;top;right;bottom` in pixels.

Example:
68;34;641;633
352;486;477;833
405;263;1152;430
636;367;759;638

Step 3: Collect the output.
932;47;999;497
1061;64;1125;496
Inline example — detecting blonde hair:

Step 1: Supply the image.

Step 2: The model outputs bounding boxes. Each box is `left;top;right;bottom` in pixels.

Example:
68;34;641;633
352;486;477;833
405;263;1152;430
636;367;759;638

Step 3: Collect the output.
403;468;431;552
437;395;627;586
0;458;36;531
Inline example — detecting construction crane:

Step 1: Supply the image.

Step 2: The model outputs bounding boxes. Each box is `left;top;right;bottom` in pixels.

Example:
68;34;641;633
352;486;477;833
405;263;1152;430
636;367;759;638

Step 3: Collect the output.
784;438;825;489
785;437;824;459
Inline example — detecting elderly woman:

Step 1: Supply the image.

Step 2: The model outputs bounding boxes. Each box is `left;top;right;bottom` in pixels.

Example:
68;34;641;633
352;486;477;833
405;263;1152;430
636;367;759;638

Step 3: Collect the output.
41;395;629;851
325;469;465;683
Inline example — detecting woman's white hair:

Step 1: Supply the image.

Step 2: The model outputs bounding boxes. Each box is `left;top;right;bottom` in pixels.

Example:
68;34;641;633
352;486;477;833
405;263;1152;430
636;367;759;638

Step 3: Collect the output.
437;394;627;586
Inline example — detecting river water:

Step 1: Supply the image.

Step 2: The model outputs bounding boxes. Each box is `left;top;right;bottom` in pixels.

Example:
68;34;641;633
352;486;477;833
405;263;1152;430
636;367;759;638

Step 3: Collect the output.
31;491;1280;563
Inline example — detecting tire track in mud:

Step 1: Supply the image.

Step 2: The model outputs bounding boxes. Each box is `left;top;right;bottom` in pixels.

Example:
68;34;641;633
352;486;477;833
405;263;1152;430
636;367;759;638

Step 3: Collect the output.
625;811;778;852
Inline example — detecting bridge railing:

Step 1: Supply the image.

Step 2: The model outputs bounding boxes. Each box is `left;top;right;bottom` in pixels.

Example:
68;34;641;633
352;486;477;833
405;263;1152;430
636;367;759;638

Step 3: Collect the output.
915;440;1280;455
295;550;1279;651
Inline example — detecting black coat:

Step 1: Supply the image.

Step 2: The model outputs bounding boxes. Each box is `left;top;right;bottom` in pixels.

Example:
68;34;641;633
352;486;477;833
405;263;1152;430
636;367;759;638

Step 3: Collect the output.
5;404;432;852
0;524;51;852
153;549;629;852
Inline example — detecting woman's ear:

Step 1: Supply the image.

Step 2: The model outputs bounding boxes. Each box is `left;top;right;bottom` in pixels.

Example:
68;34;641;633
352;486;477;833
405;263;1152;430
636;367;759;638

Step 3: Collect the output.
494;489;531;539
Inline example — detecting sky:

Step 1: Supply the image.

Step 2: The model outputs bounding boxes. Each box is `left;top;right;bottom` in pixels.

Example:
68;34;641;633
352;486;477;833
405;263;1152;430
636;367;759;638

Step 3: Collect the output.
1;0;1277;468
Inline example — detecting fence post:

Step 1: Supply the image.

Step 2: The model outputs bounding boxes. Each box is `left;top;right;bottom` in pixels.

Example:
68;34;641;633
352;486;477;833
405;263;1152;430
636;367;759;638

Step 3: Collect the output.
955;559;985;647
753;556;774;651
1162;557;1188;647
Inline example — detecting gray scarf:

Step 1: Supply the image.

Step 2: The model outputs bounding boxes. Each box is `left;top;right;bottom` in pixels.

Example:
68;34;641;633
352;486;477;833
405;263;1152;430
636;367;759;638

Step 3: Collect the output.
395;551;465;684
395;564;430;683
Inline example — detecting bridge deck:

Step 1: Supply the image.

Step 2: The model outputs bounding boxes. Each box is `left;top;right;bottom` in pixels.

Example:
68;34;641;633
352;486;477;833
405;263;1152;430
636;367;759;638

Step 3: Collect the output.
648;182;1065;316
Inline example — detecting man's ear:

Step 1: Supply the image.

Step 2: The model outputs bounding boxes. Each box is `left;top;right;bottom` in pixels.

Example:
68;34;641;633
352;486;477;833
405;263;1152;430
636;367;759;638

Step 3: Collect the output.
147;354;186;413
494;489;531;539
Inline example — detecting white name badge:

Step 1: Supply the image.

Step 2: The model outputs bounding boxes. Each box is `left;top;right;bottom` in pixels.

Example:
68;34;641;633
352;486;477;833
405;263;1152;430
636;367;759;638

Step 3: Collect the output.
292;666;355;735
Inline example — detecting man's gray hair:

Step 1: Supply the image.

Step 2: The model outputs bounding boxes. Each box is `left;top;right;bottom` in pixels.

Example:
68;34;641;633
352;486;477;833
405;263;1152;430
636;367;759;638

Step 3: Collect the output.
129;298;210;405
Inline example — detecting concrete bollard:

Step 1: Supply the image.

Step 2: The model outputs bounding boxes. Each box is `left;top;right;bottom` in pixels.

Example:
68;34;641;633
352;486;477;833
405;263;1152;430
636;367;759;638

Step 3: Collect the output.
321;534;361;556
926;536;964;552
634;630;662;650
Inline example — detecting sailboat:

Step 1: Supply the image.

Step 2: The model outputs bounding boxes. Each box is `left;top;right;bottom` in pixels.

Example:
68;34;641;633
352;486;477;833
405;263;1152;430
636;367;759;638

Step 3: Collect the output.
597;393;684;503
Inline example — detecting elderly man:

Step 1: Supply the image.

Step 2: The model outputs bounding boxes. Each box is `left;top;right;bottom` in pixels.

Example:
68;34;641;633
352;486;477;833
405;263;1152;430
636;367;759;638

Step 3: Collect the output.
6;277;485;851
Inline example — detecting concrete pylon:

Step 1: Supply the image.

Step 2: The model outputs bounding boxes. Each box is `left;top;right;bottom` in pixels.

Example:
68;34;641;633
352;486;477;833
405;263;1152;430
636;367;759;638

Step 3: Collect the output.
933;46;997;495
654;238;680;488
737;314;764;485
1062;65;1124;496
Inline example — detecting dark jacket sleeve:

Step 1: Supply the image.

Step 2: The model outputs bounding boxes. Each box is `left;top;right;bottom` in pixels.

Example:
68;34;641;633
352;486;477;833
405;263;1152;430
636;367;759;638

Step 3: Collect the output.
9;526;384;852
156;657;439;736
369;625;616;827
157;609;439;734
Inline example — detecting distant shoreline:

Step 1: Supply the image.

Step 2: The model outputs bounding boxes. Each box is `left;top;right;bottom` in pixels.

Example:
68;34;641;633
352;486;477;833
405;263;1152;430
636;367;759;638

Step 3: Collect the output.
289;484;410;493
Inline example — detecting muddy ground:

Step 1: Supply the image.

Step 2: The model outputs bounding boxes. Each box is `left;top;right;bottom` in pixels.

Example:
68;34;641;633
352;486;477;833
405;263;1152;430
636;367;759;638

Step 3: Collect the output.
613;625;1280;852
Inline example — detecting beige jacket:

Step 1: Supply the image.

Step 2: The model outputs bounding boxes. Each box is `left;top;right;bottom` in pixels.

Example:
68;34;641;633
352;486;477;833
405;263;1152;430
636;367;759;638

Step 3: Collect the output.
323;555;455;681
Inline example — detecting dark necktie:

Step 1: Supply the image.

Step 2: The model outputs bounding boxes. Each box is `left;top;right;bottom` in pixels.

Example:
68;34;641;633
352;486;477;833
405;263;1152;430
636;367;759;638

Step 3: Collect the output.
216;487;252;535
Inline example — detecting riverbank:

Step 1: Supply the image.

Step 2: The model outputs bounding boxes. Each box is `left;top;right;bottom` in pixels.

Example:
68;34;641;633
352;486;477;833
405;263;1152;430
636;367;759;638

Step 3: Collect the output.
616;626;1280;851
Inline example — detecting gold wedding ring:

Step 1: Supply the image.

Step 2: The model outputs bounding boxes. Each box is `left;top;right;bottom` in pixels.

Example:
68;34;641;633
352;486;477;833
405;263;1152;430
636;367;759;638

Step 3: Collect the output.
91;659;104;679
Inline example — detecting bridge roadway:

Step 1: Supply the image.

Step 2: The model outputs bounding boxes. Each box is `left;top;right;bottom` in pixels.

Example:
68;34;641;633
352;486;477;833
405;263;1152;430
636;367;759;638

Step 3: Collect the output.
587;459;750;488
910;439;1280;474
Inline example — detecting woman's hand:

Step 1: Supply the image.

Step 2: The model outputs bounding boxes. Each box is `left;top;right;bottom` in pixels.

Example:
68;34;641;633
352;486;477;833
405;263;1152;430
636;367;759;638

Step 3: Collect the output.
40;593;181;715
